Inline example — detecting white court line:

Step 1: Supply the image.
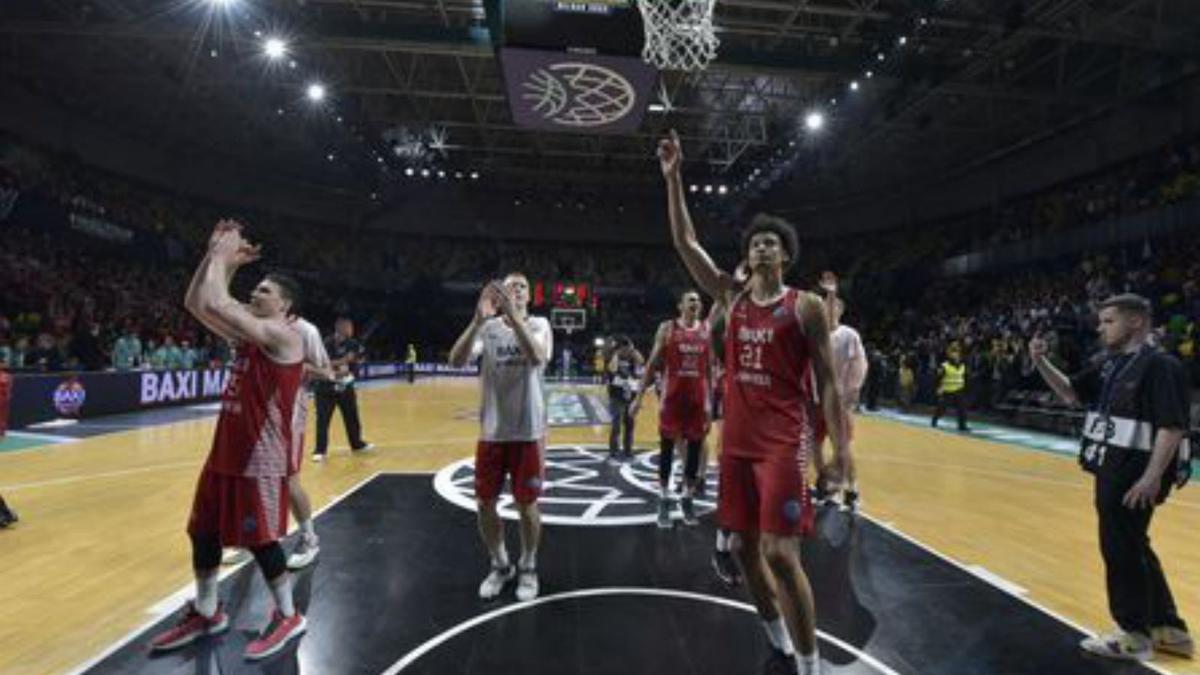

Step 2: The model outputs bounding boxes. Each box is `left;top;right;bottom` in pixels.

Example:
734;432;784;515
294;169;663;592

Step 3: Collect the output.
64;471;388;675
379;586;901;675
860;513;1175;675
4;430;81;444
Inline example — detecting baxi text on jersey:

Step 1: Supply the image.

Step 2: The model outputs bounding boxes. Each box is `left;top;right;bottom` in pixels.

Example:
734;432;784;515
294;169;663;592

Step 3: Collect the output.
140;369;230;404
737;327;774;344
676;342;706;354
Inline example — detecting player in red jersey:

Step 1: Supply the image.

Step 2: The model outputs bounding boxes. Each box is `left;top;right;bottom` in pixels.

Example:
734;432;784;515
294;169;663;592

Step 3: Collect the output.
150;220;308;661
630;290;720;528
660;132;849;675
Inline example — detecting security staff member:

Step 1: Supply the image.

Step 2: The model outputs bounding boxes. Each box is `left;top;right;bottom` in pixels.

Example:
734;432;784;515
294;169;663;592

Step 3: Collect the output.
932;345;969;431
1031;294;1193;661
313;317;372;461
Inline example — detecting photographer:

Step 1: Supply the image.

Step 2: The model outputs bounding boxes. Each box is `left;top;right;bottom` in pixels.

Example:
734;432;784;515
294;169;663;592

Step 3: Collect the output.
606;335;644;463
1030;294;1193;661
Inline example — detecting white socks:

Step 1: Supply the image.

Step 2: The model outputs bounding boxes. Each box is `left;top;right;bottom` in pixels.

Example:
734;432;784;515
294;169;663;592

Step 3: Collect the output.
491;542;510;569
715;529;731;552
762;618;795;655
798;648;820;674
299;520;315;537
195;574;218;617
519;549;537;571
269;575;296;617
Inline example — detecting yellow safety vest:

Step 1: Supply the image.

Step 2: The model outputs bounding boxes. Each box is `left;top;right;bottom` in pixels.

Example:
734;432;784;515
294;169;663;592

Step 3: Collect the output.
939;361;966;394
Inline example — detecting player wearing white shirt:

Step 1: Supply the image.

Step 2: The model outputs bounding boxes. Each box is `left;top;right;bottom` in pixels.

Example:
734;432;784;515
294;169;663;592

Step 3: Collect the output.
286;317;334;569
449;273;552;602
813;296;868;511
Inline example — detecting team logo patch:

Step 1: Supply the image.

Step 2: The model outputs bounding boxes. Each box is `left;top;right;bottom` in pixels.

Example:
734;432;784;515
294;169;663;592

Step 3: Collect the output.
434;445;719;526
782;499;804;522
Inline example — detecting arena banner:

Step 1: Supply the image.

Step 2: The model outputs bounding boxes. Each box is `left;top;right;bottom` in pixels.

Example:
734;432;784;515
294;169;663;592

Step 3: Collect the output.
499;47;658;133
7;363;479;429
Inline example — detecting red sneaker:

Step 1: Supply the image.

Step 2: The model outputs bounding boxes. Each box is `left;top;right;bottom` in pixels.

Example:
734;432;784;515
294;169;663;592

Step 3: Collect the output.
149;602;229;653
244;610;306;661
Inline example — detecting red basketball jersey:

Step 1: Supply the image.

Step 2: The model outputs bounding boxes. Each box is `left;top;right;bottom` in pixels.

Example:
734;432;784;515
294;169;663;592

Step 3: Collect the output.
661;318;712;410
721;288;813;459
208;342;304;477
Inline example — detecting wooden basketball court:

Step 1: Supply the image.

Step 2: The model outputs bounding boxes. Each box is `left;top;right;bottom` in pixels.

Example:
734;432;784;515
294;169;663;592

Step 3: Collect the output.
1;378;1196;674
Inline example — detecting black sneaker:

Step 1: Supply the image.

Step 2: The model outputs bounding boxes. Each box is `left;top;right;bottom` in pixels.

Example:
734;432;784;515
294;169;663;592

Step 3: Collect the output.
0;498;17;528
842;489;860;514
711;549;741;586
763;648;799;675
351;442;375;453
680;497;699;526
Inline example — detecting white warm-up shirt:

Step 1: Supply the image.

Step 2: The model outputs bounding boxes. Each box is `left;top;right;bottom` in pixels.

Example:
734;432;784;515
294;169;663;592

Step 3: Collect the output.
471;315;553;442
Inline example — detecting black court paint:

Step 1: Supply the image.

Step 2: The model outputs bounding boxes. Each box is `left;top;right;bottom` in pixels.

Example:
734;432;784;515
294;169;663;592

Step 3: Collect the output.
80;469;1159;675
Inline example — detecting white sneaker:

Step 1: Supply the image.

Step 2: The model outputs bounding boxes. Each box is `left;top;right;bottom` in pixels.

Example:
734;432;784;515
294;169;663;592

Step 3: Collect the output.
287;533;320;570
1080;630;1153;661
1152;625;1195;658
221;548;251;565
478;565;515;600
515;567;539;602
312;453;326;463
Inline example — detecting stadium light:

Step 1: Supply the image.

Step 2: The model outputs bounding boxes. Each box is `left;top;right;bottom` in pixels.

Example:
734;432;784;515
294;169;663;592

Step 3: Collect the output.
437;170;446;179
866;70;874;78
703;185;713;194
877;52;886;61
898;35;908;46
263;37;287;60
469;171;480;180
689;184;699;193
718;185;728;195
805;111;825;131
326;153;335;161
850;80;860;91
420;168;430;178
306;83;326;102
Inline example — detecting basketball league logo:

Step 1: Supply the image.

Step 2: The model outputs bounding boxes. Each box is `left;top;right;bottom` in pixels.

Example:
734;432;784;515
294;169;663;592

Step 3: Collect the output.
522;63;637;127
52;377;87;417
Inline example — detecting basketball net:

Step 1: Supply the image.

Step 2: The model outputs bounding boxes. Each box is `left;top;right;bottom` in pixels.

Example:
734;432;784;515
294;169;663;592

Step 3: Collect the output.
638;0;720;72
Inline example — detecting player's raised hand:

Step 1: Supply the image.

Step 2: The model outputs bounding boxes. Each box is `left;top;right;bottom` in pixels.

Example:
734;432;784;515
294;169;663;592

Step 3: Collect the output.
475;283;500;322
819;270;839;296
658;129;683;179
208;218;243;252
489;280;516;317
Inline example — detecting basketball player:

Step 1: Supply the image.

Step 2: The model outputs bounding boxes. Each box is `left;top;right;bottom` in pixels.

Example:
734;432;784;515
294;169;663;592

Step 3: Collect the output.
448;273;552;602
630;290;718;528
152;220;306;660
286;315;334;569
660;131;849;675
812;275;867;511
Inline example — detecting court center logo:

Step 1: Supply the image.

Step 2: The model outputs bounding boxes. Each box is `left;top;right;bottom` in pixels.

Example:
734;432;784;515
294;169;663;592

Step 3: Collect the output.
433;444;718;526
522;63;637;127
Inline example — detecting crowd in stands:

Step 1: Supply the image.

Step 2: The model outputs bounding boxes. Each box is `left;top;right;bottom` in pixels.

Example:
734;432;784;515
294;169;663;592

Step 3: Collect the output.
2;130;1198;433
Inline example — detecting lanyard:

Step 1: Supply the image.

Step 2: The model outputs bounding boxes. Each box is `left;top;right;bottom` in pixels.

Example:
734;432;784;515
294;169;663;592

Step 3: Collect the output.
1095;346;1148;449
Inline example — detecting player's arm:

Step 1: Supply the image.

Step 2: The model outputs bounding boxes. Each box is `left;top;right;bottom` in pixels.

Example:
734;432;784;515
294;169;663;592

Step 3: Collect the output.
490;281;549;366
799;292;849;465
187;228;296;358
185;221;251;341
659;130;736;303
449;283;497;368
631;322;669;414
305;333;335;381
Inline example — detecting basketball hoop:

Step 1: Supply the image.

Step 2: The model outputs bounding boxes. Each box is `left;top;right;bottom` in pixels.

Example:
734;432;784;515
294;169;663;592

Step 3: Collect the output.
638;0;720;72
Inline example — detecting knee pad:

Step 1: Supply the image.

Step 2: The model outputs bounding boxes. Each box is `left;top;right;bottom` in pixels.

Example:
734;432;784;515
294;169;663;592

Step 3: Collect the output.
250;542;288;581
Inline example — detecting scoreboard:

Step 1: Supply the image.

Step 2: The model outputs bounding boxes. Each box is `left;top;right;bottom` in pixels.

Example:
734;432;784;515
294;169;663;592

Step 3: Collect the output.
501;0;644;55
533;281;597;310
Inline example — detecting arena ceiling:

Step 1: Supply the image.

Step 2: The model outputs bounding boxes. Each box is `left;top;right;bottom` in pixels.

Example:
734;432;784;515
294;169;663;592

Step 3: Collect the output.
2;0;1199;213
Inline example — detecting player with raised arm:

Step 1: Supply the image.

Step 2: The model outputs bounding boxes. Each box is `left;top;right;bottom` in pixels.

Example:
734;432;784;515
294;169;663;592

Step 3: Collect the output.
659;131;849;675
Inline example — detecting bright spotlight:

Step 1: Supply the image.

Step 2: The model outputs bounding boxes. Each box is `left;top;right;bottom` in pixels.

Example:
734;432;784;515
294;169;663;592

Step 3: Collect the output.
718;185;728;195
898;36;908;46
469;171;480;180
805;112;825;131
437;170;446;179
263;37;287;60
405;167;415;176
420;168;431;178
689;184;699;193
866;70;874;79
306;83;326;102
593;337;605;348
209;0;235;7
703;185;713;194
850;80;860;91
